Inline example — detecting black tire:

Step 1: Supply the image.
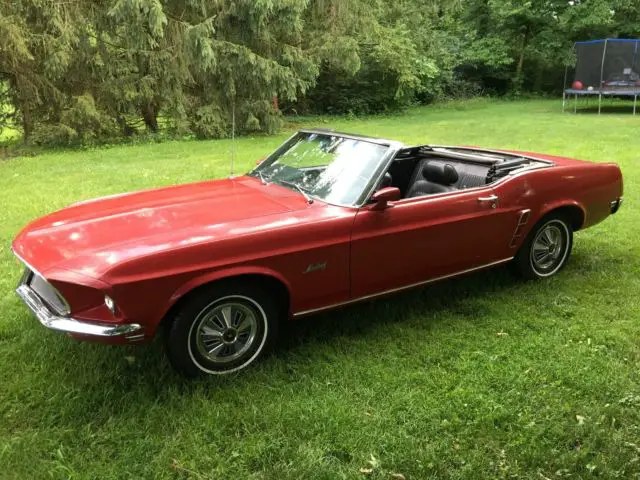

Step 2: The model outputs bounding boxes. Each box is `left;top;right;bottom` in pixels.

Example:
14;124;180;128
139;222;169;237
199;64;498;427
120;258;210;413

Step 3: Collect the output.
166;281;280;377
512;213;573;280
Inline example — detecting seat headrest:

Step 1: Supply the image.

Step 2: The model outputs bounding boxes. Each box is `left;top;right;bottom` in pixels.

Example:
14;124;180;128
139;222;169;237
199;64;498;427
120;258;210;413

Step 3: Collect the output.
423;163;458;185
379;172;393;189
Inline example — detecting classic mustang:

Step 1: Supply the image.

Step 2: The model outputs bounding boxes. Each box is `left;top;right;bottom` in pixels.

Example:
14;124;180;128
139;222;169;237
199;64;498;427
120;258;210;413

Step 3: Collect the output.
12;129;623;376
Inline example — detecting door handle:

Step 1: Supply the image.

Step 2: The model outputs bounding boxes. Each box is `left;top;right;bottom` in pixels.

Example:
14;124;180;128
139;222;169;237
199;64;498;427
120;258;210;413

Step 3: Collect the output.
477;194;499;208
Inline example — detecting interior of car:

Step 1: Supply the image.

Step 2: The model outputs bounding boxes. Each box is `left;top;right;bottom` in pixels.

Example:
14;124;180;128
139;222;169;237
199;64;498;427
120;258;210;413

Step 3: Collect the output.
378;145;521;199
268;142;549;205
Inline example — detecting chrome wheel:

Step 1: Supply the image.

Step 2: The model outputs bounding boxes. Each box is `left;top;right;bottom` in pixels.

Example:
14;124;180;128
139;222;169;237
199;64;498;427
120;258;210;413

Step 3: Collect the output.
168;284;279;377
529;220;569;276
193;300;259;364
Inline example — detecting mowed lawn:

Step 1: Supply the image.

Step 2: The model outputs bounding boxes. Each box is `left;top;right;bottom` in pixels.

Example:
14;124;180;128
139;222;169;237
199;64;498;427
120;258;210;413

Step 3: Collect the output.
0;99;639;479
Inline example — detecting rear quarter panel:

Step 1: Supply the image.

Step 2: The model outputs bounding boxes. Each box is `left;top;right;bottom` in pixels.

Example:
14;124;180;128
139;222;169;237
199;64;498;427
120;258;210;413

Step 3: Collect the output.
494;157;623;253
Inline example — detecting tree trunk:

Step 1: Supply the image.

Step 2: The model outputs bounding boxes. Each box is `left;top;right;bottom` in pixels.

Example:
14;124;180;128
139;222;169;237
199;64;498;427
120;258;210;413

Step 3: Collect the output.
141;101;159;132
516;47;525;78
9;75;34;143
21;107;34;142
514;29;528;92
118;116;136;136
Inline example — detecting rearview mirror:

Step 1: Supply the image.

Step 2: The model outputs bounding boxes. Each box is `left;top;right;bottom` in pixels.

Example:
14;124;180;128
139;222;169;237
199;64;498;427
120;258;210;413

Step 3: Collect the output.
370;187;401;210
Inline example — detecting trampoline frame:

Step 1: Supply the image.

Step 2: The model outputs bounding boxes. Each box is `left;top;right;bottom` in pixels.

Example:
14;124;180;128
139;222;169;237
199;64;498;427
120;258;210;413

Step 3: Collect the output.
562;38;640;115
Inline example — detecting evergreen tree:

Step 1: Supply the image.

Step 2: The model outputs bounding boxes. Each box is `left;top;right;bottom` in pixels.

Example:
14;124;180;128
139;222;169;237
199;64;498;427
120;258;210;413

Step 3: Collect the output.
1;0;639;144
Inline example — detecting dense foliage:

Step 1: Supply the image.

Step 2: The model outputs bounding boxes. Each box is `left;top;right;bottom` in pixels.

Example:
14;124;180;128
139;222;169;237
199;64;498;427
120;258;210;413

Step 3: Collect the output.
0;0;638;144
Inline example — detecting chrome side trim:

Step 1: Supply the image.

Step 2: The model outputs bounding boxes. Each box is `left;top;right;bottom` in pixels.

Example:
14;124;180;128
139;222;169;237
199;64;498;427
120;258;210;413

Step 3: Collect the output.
16;284;143;340
293;257;514;317
510;209;531;248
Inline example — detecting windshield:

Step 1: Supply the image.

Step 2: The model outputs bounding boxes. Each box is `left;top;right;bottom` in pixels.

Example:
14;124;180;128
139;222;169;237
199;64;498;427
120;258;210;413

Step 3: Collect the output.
251;132;390;206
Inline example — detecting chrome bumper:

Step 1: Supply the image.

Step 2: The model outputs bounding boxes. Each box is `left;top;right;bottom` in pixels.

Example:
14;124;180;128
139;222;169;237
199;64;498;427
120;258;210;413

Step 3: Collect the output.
610;197;623;214
16;284;144;341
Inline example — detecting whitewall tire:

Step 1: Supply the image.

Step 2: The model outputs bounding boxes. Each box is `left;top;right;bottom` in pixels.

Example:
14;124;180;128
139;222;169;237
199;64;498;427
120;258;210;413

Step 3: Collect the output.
166;282;280;377
513;214;573;280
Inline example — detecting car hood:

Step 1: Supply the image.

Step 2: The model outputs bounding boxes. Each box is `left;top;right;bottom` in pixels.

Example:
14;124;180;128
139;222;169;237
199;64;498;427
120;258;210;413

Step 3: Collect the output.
12;176;309;278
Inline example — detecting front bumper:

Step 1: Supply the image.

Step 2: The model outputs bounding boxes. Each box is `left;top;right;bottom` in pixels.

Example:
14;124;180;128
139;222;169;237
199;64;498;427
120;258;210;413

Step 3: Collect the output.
16;283;144;341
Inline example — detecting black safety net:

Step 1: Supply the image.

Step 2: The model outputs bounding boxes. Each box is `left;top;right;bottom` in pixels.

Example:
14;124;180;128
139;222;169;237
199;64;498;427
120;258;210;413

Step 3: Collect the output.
569;39;640;94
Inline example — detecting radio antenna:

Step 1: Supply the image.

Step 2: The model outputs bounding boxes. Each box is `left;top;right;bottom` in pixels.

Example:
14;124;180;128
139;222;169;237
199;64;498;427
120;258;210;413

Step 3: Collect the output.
230;99;236;178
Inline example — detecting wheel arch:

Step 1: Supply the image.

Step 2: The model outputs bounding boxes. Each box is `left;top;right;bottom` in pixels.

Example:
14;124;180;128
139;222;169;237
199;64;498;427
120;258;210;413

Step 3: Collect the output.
159;267;292;328
539;201;586;231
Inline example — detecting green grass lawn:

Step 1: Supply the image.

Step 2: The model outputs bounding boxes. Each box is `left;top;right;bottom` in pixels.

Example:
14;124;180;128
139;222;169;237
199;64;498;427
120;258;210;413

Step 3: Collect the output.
0;99;638;479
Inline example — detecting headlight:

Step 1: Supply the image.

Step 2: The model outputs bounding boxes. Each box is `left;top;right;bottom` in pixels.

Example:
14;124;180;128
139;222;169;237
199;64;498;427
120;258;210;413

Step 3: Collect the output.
104;295;116;315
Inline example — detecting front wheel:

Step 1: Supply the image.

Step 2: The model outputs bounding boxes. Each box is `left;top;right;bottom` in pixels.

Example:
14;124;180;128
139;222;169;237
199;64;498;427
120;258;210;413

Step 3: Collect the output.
513;214;573;279
166;282;280;377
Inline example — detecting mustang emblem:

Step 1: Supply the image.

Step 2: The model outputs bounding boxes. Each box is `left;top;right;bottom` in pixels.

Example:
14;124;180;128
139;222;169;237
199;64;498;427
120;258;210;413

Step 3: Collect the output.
303;262;327;274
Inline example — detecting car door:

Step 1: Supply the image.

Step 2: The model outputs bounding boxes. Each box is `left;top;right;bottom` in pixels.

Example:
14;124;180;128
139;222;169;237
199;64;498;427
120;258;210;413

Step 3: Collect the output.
350;186;516;299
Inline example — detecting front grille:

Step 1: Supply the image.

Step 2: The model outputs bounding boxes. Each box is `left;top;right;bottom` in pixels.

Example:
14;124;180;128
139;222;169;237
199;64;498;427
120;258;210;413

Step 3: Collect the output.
24;269;70;316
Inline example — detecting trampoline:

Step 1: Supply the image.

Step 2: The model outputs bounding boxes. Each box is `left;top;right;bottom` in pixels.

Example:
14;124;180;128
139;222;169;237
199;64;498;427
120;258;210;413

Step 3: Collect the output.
563;38;640;115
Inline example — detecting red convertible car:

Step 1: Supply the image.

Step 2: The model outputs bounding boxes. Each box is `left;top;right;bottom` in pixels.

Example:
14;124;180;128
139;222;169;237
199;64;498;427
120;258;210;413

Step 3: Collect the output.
12;129;623;376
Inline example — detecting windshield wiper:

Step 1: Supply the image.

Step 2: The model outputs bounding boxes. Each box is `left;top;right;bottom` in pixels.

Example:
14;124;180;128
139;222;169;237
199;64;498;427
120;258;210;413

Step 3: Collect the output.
277;180;314;204
257;171;269;185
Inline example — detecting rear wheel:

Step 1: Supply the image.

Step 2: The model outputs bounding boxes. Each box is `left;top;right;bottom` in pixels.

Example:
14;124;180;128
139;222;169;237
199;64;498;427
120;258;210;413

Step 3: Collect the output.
166;282;280;377
513;214;573;279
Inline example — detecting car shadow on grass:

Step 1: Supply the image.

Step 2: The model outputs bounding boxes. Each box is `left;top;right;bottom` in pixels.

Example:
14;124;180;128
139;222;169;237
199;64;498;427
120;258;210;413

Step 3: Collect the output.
278;264;519;350
24;266;494;358
6;254;603;435
29;252;596;401
176;248;598;379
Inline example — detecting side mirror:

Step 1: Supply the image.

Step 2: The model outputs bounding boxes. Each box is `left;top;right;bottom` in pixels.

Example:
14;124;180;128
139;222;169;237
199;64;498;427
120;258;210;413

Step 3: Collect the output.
370;187;401;210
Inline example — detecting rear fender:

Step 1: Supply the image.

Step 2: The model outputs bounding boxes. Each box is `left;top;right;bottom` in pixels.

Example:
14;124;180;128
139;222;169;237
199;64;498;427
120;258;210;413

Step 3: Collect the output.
538;200;586;230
